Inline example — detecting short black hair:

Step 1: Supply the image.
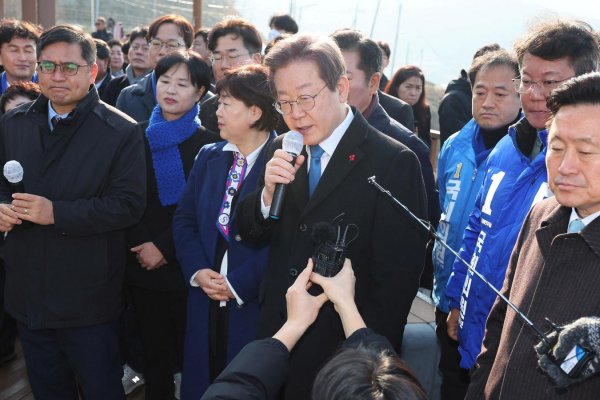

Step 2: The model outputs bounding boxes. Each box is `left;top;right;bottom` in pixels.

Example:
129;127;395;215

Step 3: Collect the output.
547;72;600;117
148;14;194;48
37;25;96;65
154;50;211;99
269;14;299;34
331;29;382;83
208;17;262;55
194;28;209;42
0;81;40;113
128;26;149;46
216;64;278;132
0;19;42;47
468;49;519;88
377;40;391;58
312;345;427;400
472;43;501;60
107;39;122;49
514;20;600;75
94;38;110;60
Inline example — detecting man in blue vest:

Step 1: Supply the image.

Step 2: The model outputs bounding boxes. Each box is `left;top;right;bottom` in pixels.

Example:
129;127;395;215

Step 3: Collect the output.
433;49;521;399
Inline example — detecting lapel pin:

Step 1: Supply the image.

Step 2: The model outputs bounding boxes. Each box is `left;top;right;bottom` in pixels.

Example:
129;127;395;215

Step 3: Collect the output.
348;154;356;162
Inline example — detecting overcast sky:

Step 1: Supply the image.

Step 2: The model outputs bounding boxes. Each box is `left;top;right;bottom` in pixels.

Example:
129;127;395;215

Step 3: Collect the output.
234;0;599;85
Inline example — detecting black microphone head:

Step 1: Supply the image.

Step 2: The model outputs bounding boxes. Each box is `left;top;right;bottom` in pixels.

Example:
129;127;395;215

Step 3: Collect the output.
311;222;337;244
282;130;304;156
3;160;23;184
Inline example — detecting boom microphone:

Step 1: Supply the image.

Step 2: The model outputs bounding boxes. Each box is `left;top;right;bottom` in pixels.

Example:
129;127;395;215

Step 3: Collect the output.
367;175;596;388
269;130;304;220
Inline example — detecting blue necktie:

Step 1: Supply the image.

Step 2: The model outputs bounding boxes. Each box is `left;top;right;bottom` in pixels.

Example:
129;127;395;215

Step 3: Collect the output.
568;218;585;233
308;145;325;197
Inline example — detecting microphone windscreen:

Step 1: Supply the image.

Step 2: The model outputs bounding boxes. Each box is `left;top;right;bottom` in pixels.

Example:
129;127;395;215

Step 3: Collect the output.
4;160;23;184
311;222;336;244
282;130;304;156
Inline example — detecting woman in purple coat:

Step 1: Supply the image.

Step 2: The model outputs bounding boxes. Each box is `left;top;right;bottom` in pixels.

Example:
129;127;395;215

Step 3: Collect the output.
172;64;277;398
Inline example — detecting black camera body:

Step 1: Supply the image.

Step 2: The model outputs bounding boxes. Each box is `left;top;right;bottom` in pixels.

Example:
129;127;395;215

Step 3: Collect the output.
312;242;346;277
310;218;358;278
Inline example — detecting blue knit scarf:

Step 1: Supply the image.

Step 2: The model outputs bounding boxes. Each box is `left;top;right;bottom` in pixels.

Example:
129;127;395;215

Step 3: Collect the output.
146;103;200;206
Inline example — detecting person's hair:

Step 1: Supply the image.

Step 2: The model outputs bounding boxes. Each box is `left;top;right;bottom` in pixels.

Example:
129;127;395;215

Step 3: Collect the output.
207;17;262;55
312;345;427;400
122;42;130;56
96;17;106;24
194;28;209;42
472;43;501;60
0;19;42;46
216;64;278;132
107;39;122;49
154;50;211;99
269;14;299;34
331;29;382;83
128;26;149;46
385;65;427;107
468;49;519;88
37;25;96;65
547;72;600;118
514;20;600;75
148;14;194;48
377;40;391;58
264;35;345;94
0;81;40;113
93;38;110;60
264;34;289;56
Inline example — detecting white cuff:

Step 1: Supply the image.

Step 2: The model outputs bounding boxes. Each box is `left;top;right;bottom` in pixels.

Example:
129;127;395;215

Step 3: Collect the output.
260;187;271;219
225;278;244;306
190;270;201;287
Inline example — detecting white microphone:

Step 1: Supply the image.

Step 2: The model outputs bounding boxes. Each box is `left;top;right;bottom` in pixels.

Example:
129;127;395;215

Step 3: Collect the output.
269;131;304;220
3;160;24;192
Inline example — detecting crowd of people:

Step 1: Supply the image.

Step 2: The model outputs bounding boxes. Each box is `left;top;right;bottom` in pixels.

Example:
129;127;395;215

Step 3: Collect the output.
0;9;598;400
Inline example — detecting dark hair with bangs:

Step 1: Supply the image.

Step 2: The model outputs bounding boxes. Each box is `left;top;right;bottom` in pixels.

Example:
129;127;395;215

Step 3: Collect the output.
154;50;211;99
0;81;40;113
0;19;41;46
148;14;194;48
216;64;278;132
38;25;96;65
514;20;600;75
208;17;262;55
547;72;600;118
468;49;519;88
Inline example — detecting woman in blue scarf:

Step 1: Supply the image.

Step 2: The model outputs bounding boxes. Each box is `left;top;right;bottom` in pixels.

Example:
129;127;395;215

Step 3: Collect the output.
127;50;219;400
173;64;277;398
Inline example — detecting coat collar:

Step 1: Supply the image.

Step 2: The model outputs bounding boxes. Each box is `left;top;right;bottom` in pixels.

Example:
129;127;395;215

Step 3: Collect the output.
536;199;600;259
296;107;367;218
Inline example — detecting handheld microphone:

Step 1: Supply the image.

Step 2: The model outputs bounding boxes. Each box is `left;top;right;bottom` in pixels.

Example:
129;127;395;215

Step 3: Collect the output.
3;160;24;193
269;130;304;220
367;176;595;388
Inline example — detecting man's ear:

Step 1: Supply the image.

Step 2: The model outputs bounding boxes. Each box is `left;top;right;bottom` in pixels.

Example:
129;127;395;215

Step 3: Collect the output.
337;75;350;103
368;72;381;95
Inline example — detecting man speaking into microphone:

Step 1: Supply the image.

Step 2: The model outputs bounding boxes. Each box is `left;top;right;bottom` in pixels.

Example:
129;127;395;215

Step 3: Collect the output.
237;34;428;400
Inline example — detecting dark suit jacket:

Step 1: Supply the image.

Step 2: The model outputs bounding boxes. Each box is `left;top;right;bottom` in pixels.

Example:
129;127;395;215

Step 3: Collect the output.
116;73;155;122
96;72;113;101
237;110;428;400
101;74;130;107
379;90;415;131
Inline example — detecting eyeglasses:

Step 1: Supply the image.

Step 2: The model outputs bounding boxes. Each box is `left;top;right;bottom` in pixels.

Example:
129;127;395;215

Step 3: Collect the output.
274;85;328;115
512;77;573;94
210;51;251;63
130;44;150;52
149;39;185;51
37;61;91;76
